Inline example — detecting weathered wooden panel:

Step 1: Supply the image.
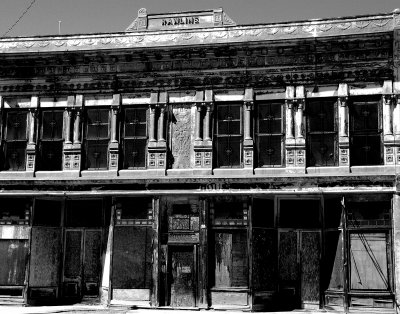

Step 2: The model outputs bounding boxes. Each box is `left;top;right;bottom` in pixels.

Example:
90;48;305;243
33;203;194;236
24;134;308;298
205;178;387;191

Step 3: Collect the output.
171;104;193;169
325;231;344;291
252;229;277;291
300;231;320;303
350;233;388;290
112;226;152;289
83;230;102;283
215;232;248;288
170;247;195;307
279;232;298;281
0;240;28;285
211;291;248;306
0;226;30;240
29;227;62;287
64;231;82;279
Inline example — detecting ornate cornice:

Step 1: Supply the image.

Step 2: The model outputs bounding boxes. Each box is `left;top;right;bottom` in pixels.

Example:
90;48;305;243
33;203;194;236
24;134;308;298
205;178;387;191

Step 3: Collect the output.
0;13;398;54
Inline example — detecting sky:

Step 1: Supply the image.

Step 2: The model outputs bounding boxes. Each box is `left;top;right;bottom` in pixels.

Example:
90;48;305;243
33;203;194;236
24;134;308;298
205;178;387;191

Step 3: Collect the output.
0;0;399;37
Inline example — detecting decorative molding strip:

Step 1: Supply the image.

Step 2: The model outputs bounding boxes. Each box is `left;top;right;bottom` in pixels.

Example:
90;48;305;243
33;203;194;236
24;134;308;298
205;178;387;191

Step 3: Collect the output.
0;13;397;54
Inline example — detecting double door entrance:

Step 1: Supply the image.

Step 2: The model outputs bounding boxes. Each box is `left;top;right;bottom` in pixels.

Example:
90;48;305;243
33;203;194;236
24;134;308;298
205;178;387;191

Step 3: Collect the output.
278;230;321;309
62;229;102;300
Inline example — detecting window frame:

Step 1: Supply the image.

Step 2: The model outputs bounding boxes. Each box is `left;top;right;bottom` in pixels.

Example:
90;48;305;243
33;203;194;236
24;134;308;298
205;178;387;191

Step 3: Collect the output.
255;101;285;168
38;109;65;171
306;98;338;167
121;106;148;169
349;97;383;166
214;102;243;168
2;110;29;171
84;107;110;170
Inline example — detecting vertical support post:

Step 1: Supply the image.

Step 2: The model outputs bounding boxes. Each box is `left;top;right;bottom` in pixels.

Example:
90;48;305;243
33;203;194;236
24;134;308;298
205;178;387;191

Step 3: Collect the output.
73;109;81;144
100;201;115;305
195;104;202;142
151;197;161;307
158;105;166;143
295;99;304;139
294;86;306;170
199;198;209;308
341;197;349;313
149;105;156;143
394;82;400;169
203;104;212;142
338;84;350;171
392;193;400;312
109;94;120;172
243;88;254;172
26;96;38;173
383;80;395;166
247;197;253;310
285;86;295;140
65;96;74;144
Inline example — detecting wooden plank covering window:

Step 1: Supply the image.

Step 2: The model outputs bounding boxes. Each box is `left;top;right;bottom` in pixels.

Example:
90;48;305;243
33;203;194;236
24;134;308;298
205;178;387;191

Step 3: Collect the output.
29;228;62;287
0;240;28;286
350;233;389;290
112;226;152;289
214;231;248;287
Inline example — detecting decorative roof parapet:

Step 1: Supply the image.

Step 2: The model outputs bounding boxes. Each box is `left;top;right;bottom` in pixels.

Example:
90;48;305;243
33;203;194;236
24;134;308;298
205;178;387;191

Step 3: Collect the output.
125;8;236;31
0;11;398;54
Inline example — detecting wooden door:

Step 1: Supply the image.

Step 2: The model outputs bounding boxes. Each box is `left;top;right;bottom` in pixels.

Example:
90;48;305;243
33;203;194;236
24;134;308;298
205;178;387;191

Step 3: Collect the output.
278;230;321;309
300;231;321;308
63;229;102;299
169;246;196;307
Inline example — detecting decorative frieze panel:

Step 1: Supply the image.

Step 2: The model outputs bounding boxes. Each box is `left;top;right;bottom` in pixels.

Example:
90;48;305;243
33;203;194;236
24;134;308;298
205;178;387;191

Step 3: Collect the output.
171;104;192;169
148;149;166;169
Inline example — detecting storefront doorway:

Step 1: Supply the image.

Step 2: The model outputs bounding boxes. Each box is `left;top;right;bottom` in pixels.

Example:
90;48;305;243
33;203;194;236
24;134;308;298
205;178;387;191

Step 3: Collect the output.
168;245;197;307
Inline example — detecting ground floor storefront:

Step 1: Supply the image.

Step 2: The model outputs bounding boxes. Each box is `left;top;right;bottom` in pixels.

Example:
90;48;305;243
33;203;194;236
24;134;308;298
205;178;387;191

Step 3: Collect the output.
0;188;398;312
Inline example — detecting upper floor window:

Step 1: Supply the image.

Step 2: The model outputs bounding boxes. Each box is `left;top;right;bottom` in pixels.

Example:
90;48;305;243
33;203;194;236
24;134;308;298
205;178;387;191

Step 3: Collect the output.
215;103;242;167
85;108;110;170
256;102;284;167
122;107;147;169
350;97;382;166
306;99;337;167
2;111;28;171
38;110;64;171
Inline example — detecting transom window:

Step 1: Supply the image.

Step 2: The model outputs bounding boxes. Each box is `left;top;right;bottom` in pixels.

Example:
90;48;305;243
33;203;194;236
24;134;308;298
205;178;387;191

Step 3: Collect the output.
215;103;242;167
122;107;147;169
350;98;382;166
306;99;337;166
85;108;110;170
3;111;28;171
256;102;284;167
38;110;64;171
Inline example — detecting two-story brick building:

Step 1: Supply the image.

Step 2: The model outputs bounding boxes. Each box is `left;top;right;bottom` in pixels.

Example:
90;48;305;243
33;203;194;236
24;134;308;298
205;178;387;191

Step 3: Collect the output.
0;7;400;312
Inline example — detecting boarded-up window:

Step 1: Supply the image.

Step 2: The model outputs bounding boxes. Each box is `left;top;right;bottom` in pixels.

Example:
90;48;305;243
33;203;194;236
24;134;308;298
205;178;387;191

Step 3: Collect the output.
29;228;62;287
0;240;28;286
350;233;389;290
112;226;152;289
214;231;248;287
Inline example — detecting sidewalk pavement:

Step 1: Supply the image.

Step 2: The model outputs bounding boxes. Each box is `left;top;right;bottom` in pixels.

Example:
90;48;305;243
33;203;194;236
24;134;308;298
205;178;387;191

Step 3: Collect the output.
0;305;384;314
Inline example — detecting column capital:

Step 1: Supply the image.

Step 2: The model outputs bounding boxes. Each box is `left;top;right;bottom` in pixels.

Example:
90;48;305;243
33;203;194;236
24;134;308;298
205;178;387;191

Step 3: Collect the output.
285;99;294;109
244;100;254;110
338;96;348;107
383;94;395;105
296;98;305;110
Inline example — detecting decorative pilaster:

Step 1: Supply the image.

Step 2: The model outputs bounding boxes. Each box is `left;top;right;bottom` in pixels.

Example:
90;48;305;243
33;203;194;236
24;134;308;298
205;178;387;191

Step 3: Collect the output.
26;97;37;172
382;80;395;166
285;86;296;168
338;84;350;170
148;92;167;174
194;90;213;174
243;88;254;170
109;94;120;172
64;95;82;173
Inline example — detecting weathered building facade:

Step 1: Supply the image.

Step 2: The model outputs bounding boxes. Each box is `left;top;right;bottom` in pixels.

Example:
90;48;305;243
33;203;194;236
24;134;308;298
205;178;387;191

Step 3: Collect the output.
0;7;400;312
